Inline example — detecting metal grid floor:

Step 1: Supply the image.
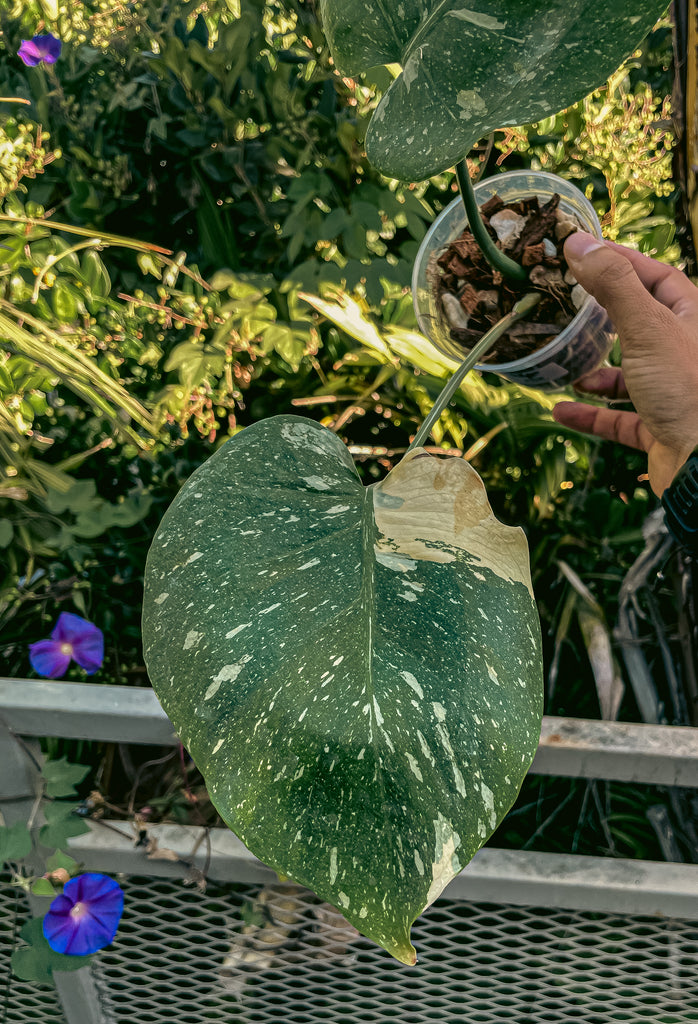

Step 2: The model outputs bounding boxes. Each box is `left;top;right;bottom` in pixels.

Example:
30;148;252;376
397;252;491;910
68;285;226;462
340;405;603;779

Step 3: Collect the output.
90;874;698;1024
0;874;68;1024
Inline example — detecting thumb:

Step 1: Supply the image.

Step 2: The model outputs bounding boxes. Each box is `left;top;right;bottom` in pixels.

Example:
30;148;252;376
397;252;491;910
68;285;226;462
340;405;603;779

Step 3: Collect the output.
563;232;676;356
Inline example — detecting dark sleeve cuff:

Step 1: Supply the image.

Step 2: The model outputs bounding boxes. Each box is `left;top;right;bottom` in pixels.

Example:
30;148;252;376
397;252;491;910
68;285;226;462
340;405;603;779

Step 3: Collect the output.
661;451;698;556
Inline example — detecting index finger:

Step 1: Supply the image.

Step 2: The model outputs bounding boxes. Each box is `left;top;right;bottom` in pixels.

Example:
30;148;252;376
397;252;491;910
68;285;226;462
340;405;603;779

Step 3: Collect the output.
603;241;698;318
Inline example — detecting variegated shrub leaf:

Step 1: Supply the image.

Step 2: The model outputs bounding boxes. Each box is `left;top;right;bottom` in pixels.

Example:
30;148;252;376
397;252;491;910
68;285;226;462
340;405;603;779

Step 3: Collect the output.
318;0;667;181
143;415;542;963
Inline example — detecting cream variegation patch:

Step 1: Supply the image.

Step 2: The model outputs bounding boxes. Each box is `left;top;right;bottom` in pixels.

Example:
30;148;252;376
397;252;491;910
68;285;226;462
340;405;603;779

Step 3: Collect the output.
424;813;463;908
372;449;533;595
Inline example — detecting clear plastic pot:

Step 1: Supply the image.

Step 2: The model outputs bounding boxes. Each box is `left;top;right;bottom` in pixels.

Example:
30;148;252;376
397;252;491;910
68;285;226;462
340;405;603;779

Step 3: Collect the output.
412;170;615;391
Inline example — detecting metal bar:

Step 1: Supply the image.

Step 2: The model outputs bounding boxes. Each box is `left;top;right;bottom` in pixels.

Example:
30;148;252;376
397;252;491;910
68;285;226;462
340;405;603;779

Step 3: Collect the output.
68;819;698;921
51;969;106;1024
0;679;178;747
533;716;698;786
2;679;698;785
27;891;107;1024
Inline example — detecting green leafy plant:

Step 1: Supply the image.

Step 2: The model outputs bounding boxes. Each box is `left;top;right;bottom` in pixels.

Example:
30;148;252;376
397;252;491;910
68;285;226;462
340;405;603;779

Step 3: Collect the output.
496;66;676;248
4;0;682;970
141;0;673;966
321;0;667;182
0;753;115;986
319;0;667;284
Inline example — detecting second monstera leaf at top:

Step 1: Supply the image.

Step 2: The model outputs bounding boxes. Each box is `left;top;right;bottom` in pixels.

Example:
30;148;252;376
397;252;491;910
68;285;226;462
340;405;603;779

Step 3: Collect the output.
319;0;668;181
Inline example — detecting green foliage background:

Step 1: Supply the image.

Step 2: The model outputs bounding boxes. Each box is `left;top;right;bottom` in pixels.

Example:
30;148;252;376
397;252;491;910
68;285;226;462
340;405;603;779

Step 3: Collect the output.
0;2;691;863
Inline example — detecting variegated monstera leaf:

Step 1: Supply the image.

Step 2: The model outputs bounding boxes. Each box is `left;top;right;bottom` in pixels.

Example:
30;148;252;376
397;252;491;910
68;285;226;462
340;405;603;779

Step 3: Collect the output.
318;0;667;181
143;416;542;963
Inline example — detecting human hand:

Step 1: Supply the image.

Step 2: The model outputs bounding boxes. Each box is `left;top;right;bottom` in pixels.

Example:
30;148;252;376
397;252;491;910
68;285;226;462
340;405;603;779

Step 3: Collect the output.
552;232;698;497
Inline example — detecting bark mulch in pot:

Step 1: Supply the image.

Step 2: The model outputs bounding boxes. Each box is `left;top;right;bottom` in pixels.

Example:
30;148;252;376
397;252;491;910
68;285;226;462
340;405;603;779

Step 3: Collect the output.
429;193;589;364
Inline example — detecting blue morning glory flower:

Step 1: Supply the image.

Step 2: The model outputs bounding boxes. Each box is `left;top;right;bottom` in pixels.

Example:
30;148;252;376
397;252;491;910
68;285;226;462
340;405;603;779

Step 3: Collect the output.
29;612;104;678
43;873;124;956
17;34;62;67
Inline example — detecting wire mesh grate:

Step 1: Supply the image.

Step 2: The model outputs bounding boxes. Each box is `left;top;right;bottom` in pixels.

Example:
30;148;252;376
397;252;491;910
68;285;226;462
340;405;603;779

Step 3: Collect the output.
0;874;68;1024
91;874;698;1024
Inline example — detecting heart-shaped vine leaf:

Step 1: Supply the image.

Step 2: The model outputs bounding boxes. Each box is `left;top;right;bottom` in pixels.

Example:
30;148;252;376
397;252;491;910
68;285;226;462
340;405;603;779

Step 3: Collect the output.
143;415;542;963
318;0;667;181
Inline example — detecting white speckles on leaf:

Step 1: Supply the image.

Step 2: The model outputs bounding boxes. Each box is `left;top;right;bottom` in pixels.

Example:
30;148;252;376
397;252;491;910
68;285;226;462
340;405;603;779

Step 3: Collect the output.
401;671;423;700
226;622;252;639
416;730;435;766
405;753;423;781
183;630;203;651
455;88;487;120
352;0;665;185
184;551;204;566
143;414;543;970
298;559;321;571
402;55;418;91
432;713;466;797
425;815;462;907
154;592;169;605
205;679;222;701
204;656;252;700
447;9;506;30
303;475;331;491
281;419;343;458
480;780;497;829
375;550;417;572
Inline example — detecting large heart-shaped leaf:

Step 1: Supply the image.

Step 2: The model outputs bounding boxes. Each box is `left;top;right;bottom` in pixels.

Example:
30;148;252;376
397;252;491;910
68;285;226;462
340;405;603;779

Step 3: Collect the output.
319;0;667;181
143;415;542;963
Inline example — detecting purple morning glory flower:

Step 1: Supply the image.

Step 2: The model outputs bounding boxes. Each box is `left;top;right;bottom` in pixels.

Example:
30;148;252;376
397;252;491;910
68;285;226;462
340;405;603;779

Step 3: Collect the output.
17;34;62;67
29;612;104;678
43;873;124;956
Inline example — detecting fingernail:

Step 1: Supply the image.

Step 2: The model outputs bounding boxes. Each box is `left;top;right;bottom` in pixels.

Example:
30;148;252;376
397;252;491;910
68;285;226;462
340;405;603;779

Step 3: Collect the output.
564;231;605;261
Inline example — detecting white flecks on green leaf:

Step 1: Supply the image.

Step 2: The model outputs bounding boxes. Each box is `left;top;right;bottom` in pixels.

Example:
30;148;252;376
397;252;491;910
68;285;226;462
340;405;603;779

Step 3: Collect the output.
183;630;203;651
143;415;543;965
447;9;507;31
318;0;668;180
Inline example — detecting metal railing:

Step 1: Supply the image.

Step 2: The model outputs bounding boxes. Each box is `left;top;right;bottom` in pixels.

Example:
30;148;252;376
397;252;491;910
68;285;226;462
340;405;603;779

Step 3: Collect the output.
1;679;697;1024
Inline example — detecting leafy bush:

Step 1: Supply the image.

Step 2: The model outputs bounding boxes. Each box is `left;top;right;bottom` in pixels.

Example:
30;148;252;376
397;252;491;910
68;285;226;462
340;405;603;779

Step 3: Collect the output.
0;1;688;874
